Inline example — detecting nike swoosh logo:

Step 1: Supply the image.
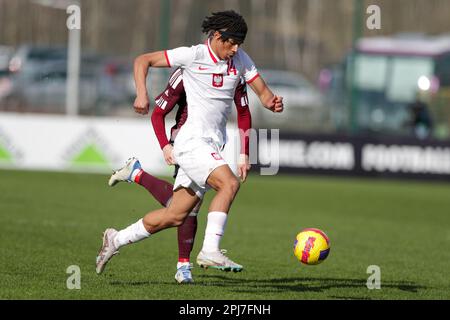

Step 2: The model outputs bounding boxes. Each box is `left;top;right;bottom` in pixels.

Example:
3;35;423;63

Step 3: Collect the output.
198;66;209;71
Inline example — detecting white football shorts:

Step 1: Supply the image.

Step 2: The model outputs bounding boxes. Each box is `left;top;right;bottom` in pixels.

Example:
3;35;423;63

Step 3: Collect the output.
173;137;228;198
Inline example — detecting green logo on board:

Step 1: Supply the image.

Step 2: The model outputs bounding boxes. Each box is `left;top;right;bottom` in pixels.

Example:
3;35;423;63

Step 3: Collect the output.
0;144;12;162
71;144;109;166
0;128;22;164
64;128;118;170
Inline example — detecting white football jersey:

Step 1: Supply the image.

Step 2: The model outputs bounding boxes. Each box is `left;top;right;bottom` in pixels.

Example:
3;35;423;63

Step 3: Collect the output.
165;39;259;147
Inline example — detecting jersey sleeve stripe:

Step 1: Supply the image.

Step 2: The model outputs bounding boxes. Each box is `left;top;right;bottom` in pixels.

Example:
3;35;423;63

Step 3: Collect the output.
171;75;183;89
164;50;171;67
169;70;182;88
246;73;260;84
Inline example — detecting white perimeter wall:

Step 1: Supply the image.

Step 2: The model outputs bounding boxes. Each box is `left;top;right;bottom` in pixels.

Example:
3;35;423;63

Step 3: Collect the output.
0;112;241;177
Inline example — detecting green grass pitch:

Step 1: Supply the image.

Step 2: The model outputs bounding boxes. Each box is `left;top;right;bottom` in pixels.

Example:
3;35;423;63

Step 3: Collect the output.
1;169;449;300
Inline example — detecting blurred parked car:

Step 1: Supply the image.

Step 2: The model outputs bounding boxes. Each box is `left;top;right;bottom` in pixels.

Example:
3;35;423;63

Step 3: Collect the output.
245;69;325;129
96;58;136;112
8;45;67;74
125;67;172;103
1;45;135;114
4;60;98;113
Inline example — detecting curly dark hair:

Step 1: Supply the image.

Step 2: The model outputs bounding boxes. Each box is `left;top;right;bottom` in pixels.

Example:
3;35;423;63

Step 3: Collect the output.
201;10;248;44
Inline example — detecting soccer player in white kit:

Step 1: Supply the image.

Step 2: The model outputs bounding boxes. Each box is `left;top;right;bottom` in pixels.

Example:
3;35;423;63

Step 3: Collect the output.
96;10;283;277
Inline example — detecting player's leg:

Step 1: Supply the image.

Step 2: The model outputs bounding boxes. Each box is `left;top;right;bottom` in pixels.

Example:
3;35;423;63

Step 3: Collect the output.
207;164;240;213
141;187;199;232
109;158;202;283
136;169;173;207
196;164;243;272
138;170;201;284
175;199;202;284
109;157;173;207
177;200;201;263
172;138;242;272
95;187;200;274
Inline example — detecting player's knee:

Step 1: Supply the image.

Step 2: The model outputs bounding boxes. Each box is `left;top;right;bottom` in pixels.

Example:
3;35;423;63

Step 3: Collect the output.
224;177;240;196
166;211;187;227
172;215;186;227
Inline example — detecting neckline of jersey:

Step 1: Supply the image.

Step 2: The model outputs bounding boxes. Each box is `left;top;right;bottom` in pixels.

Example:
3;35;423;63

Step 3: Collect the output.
206;39;226;64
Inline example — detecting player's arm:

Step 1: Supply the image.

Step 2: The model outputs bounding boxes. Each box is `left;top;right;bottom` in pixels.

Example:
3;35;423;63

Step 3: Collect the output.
134;47;195;115
151;97;178;166
133;51;170;115
234;81;252;182
248;76;284;113
151;70;184;165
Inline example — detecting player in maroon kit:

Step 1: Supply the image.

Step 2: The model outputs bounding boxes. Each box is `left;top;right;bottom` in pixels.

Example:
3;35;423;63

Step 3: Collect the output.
107;68;252;283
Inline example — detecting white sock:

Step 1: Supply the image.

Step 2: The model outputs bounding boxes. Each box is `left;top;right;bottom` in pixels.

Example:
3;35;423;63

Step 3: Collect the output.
201;211;228;253
177;261;191;269
113;218;151;248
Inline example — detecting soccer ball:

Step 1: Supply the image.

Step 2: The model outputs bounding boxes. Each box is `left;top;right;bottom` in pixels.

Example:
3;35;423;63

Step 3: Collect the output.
294;228;330;265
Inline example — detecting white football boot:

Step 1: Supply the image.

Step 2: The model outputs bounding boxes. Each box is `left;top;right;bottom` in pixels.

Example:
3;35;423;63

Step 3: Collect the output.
174;264;194;284
108;157;142;187
196;249;243;272
95;228;119;274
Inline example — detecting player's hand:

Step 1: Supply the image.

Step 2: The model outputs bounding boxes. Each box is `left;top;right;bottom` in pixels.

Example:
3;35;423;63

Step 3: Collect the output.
133;94;150;115
163;144;175;165
267;95;284;113
238;154;251;182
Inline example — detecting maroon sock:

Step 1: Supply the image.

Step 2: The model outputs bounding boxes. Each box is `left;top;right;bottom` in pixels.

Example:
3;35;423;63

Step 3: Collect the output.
178;215;198;262
136;171;174;207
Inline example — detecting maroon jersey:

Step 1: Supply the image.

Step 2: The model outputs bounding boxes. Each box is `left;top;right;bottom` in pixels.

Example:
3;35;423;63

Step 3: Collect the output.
151;68;252;155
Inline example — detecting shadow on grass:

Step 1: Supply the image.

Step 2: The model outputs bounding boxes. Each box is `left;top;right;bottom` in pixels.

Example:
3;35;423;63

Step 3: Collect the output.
108;274;426;298
109;280;175;286
194;274;426;296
